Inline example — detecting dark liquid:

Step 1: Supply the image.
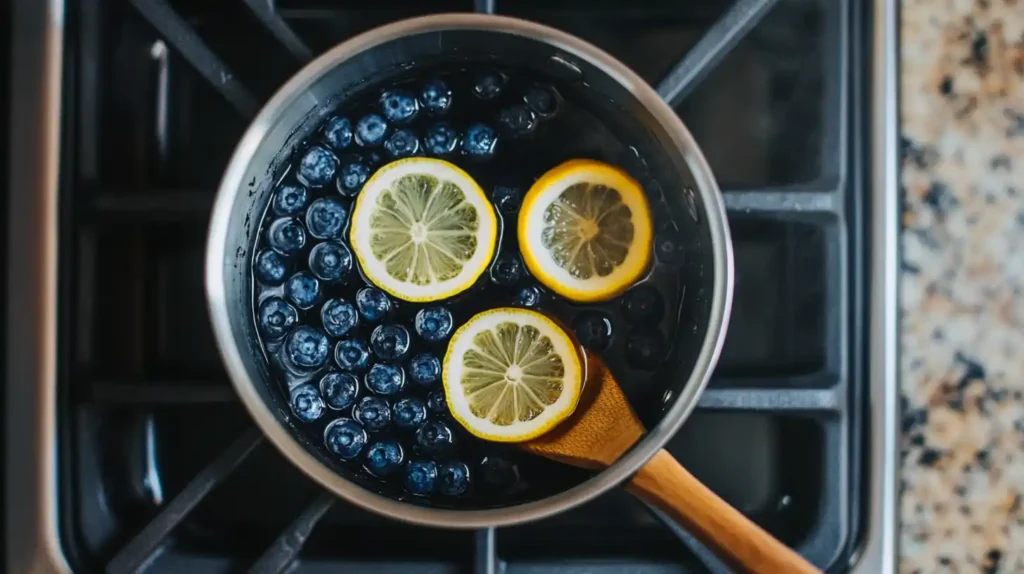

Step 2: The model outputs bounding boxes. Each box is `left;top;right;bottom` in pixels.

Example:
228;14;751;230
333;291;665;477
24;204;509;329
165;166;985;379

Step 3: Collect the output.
251;65;685;508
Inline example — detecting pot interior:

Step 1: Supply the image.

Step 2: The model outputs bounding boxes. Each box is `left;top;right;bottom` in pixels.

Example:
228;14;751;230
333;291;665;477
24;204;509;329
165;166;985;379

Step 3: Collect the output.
212;21;720;513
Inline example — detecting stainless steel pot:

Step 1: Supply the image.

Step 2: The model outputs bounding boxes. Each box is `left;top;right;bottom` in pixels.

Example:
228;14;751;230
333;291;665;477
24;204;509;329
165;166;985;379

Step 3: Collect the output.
205;14;733;529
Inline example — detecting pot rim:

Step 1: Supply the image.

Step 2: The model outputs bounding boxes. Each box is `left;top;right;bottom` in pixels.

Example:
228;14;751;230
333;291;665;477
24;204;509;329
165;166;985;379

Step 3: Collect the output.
205;13;734;528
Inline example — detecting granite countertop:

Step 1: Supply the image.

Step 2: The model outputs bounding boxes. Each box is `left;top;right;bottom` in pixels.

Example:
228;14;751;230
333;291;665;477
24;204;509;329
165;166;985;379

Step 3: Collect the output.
900;1;1024;572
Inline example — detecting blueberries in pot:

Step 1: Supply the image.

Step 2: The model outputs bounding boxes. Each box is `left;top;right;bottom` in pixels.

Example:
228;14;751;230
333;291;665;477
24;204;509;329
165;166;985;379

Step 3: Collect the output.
308;241;352;282
324;418;367;459
334;339;371;373
462;123;498;159
423;123;459;156
380;89;419;124
353;395;392;431
272;183;309;216
414;307;453;343
321;299;358;338
323;116;353;150
257;296;298;340
320;371;359;410
290;384;325;422
355;114;388;147
403;460;437;495
420;79;452;114
408;353;441;387
297;145;338;187
364;439;404;476
267;218;306;256
365;363;405;396
284;326;330;371
254;249;289;286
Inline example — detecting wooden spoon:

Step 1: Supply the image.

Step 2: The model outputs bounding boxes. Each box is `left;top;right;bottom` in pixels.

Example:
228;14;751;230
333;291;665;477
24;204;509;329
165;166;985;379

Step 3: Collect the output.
522;355;821;574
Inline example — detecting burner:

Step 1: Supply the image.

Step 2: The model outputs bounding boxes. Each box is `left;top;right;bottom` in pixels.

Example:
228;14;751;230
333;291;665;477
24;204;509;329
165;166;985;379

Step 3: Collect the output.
5;0;900;572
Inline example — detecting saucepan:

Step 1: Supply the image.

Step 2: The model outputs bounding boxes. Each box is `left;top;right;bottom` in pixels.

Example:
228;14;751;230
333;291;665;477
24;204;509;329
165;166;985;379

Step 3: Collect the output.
205;13;816;573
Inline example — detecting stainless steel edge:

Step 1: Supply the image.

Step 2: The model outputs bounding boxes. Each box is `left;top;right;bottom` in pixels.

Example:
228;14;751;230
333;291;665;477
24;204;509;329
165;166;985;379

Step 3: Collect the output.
6;0;71;573
206;14;735;529
849;0;899;571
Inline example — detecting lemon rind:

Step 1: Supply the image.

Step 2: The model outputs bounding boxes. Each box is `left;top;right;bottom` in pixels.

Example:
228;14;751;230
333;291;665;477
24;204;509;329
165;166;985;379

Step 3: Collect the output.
349;157;498;303
518;159;652;303
442;307;583;443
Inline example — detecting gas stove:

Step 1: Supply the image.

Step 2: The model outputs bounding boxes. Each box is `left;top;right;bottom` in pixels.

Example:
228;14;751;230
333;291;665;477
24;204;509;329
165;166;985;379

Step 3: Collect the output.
5;0;898;572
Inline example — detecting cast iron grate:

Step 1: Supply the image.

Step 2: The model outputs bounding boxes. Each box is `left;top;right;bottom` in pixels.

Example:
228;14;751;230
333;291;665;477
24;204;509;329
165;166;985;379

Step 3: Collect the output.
58;0;865;572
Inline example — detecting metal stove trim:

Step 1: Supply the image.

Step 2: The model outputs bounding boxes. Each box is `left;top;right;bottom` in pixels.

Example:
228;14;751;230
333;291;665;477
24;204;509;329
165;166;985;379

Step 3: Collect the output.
848;0;899;571
5;0;71;573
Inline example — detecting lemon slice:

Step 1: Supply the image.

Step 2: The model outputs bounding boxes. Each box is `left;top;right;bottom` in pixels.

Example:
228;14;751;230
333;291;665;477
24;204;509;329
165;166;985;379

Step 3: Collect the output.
519;159;653;302
443;308;583;443
350;157;498;302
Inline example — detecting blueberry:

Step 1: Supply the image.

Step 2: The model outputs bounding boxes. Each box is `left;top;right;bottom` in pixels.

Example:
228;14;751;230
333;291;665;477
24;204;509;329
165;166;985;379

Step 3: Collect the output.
513;285;542;308
655;231;684;265
323;116;353;150
462;123;498;158
255;249;289;286
393;397;427;430
272;183;309;216
353;395;392;431
257;296;298;340
334;339;370;372
423;123;459;156
480;456;520;489
370;324;411;361
498;105;538;136
472;70;506;100
355;114;388;147
625;329;668;369
321;299;358;338
284;326;330;370
573;311;613;351
427;390;448;415
308;241;352;282
415;420;455;455
320;371;359;410
414;307;453;343
297;145;338;187
621;286;665;325
324;418;367;459
404;460;437;495
438;461;471;496
491;185;521;214
408;353;441;386
284;271;320;310
380;89;419;124
523;84;559;117
289;384;325;422
364;439;404;476
384;129;420;158
355;287;392;322
365;363;405;396
420;79;452;114
490;252;523;286
268;217;307;256
305;197;347;240
337;161;370;196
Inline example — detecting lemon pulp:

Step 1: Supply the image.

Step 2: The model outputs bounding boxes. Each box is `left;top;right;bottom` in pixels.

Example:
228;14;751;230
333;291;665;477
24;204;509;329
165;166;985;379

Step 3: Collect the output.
350;158;497;302
519;159;653;302
443;308;583;442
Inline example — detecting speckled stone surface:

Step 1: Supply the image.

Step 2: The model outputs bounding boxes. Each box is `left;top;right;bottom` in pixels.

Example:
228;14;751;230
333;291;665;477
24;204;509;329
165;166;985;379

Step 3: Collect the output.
900;1;1024;572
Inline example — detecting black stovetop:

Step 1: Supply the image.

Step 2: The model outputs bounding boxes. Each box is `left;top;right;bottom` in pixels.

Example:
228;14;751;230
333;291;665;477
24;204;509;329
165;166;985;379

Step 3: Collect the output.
57;1;867;572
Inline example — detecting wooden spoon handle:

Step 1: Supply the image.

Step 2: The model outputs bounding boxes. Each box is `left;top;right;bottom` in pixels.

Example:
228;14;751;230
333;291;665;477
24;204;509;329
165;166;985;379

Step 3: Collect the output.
626;449;821;574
